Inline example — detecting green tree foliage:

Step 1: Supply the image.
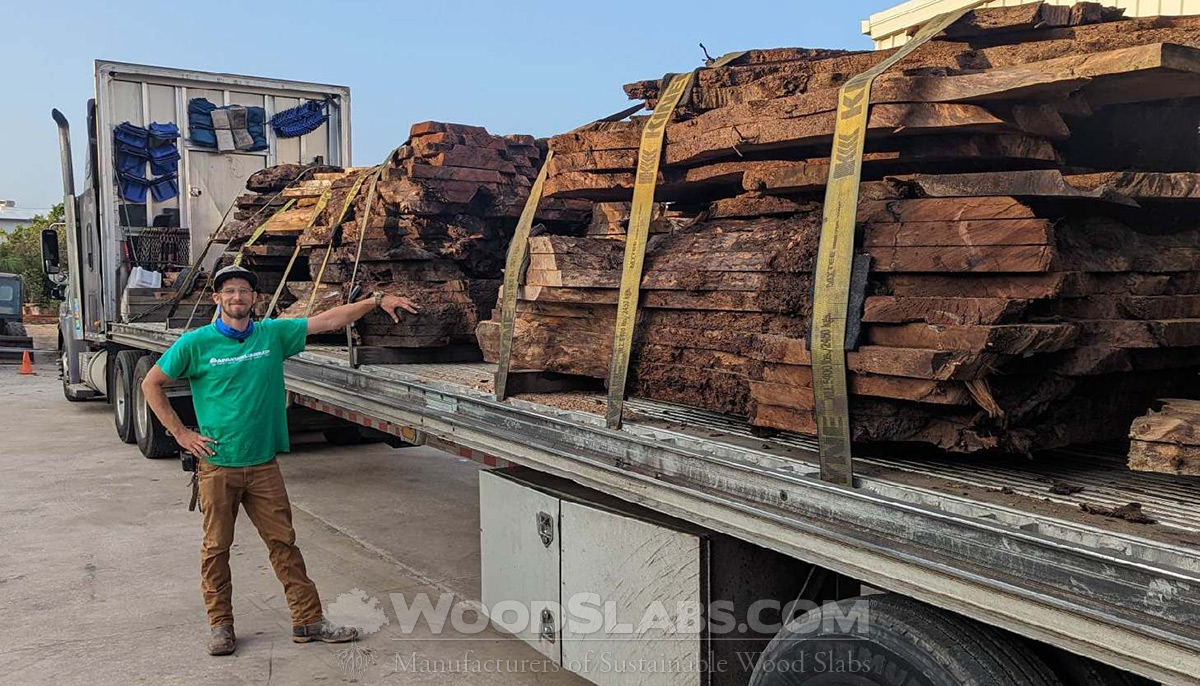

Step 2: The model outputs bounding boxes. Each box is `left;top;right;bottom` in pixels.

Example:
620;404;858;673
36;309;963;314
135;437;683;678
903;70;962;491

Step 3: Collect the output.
0;204;66;305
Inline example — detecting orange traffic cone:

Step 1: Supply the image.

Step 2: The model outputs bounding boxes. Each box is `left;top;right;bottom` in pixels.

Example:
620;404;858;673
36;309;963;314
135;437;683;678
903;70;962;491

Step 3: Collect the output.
19;350;34;375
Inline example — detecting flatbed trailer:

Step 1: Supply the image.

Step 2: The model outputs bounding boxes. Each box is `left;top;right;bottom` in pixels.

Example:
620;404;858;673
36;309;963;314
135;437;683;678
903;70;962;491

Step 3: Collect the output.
109;319;1200;684
45;58;1200;686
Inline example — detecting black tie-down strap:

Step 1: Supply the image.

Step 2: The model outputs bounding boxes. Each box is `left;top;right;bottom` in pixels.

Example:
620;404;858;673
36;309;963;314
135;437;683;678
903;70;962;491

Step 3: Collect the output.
189;472;200;512
181;450;201;512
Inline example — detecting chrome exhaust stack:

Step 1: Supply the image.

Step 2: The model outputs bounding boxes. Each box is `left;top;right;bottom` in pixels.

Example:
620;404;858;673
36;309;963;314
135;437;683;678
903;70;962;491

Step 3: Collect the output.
51;108;84;384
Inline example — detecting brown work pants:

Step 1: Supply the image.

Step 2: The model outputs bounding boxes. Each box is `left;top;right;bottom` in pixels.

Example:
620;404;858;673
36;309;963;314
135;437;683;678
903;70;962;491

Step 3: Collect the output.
198;458;323;628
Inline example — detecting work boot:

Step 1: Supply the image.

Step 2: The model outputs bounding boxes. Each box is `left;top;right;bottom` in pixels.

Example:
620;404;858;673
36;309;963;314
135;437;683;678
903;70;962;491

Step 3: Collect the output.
292;619;360;644
208;625;236;656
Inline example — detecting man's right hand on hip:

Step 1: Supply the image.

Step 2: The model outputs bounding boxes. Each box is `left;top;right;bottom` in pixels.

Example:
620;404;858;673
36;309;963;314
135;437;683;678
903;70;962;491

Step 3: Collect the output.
176;428;217;457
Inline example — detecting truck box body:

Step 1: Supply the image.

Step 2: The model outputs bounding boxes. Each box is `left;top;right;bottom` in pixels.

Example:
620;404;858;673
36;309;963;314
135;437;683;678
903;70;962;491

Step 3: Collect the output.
81;61;350;338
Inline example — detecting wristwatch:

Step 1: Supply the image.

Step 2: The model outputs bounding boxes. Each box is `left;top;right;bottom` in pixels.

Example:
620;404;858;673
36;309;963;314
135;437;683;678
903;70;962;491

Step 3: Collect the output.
372;291;384;307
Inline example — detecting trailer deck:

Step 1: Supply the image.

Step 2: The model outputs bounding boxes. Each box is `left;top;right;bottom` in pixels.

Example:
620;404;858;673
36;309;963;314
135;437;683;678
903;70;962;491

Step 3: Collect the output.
110;321;1200;684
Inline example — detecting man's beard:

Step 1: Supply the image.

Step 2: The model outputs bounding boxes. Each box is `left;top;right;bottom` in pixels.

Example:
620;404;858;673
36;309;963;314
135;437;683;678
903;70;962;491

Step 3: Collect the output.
223;302;252;318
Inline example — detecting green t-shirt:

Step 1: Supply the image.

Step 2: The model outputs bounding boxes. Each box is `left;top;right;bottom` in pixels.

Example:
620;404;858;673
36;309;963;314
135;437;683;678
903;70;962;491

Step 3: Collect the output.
156;318;308;467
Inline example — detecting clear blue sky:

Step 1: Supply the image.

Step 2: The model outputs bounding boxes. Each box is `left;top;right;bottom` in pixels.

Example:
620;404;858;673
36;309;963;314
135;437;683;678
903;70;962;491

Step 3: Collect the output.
1;0;883;213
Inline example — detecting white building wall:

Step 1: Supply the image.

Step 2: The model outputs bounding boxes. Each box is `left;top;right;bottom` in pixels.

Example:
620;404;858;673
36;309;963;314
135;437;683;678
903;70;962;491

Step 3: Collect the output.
0;217;27;238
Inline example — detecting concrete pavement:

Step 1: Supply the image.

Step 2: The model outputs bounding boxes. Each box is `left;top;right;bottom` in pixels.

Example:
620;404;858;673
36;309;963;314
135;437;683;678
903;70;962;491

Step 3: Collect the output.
0;346;587;685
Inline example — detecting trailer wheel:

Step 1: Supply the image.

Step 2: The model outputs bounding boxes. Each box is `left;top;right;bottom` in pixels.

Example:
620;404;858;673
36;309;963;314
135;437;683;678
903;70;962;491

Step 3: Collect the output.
132;356;178;459
749;594;1062;686
112;350;143;444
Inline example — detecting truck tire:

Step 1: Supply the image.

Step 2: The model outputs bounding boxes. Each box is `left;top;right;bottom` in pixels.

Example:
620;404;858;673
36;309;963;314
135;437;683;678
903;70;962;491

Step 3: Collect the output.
5;321;27;337
749;594;1063;686
132;355;178;459
112;350;143;444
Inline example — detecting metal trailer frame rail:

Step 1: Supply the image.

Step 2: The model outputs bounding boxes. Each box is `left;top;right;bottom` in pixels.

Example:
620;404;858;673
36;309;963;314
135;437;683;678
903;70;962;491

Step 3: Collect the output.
110;322;1200;685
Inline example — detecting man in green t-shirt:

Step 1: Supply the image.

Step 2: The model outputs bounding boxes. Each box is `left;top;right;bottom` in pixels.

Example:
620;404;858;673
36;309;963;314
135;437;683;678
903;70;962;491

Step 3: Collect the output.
142;265;419;656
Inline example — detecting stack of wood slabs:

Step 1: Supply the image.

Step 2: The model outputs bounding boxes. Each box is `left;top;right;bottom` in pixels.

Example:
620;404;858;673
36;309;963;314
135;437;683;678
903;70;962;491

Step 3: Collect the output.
276;121;590;350
621;7;1198;115
1129;399;1200;476
120;286;216;329
476;3;1200;454
213;163;344;242
213;166;362;315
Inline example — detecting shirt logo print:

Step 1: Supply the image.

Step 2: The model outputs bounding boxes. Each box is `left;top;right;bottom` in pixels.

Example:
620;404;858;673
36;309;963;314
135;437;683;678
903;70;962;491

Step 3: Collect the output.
209;349;272;366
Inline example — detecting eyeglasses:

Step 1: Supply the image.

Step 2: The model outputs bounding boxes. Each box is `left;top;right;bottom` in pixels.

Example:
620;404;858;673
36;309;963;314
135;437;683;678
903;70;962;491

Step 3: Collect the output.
219;288;254;296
